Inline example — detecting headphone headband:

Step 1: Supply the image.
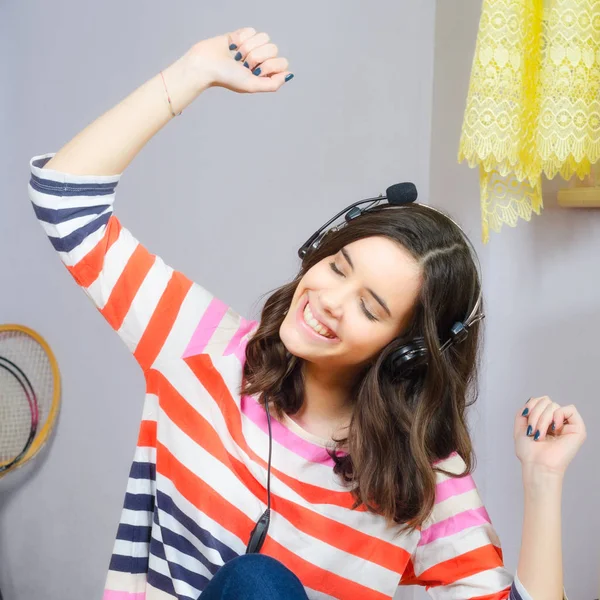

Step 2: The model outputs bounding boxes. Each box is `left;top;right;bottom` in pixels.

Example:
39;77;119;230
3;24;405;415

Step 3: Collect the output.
297;187;485;354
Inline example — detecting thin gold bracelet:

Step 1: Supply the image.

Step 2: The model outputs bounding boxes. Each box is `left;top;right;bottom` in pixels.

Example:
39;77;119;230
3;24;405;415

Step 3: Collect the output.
160;70;182;118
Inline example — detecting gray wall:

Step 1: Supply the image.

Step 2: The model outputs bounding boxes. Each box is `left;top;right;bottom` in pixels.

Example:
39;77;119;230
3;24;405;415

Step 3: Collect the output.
0;1;435;599
431;1;600;598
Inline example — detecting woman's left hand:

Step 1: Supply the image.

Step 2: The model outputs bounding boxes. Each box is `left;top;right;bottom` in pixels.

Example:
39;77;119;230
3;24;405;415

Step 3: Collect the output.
514;396;587;477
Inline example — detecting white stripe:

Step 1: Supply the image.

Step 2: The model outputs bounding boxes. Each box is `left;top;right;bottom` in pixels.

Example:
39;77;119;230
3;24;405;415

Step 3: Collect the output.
434;453;468;482
29;184;117;209
119;256;174;354
158;408;399;594
145;581;177;599
126;476;155;496
120;508;153;527
414;524;503;574
56;223;108;267
113;539;150;558
158;359;415;550
429;488;484;523
156;507;226;569
141;393;160;423
29;153;122;185
305;589;338;600
203;306;244;357
104;569;147;594
85;227;138;310
154;280;215;367
157;473;247;555
151;519;214;581
427;566;512;600
132;444;157;465
38;205;112;238
148;545;202;599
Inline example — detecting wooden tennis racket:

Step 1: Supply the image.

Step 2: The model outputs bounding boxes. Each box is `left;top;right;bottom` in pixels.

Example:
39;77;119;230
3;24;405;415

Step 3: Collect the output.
0;324;61;476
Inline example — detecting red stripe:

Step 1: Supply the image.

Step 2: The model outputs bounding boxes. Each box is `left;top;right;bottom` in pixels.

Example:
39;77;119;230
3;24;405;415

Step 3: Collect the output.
470;590;511;600
101;244;154;330
156;441;389;600
68;216;122;288
417;544;504;587
180;355;358;509
137;419;157;448
148;367;411;574
134;271;193;371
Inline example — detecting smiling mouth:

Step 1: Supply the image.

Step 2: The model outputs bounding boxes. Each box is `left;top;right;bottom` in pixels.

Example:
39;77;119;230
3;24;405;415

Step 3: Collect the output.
302;302;337;339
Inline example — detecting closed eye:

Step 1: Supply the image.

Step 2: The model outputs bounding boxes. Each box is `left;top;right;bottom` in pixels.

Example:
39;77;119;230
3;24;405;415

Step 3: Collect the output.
329;261;378;322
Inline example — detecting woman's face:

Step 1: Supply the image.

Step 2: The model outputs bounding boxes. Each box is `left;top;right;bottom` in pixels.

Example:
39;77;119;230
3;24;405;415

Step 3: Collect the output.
280;236;422;372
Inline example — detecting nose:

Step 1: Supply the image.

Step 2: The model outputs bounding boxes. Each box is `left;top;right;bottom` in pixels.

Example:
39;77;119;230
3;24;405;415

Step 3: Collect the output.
318;287;346;320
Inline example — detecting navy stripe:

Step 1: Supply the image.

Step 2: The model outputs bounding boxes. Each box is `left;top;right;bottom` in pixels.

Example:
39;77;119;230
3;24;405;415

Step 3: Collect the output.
157;491;239;564
47;211;110;253
159;524;221;577
116;523;152;544
149;536;211;593
123;492;155;512
109;553;149;574
29;165;118;197
147;568;196;600
510;582;523;600
129;461;156;481
32;202;111;225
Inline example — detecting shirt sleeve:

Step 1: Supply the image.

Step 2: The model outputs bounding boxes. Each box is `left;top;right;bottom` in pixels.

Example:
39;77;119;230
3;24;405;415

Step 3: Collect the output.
399;452;540;600
28;153;256;372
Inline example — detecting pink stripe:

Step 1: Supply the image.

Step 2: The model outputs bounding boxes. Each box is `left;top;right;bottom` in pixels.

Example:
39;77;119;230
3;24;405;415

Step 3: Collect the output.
435;473;476;503
182;297;228;358
418;506;491;546
241;394;336;466
103;591;145;600
223;316;255;358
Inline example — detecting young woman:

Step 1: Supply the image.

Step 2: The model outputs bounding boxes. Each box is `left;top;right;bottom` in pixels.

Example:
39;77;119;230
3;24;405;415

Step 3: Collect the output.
28;28;585;600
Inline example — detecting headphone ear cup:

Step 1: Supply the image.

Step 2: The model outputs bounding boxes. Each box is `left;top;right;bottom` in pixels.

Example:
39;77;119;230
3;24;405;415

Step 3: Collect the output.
388;338;428;373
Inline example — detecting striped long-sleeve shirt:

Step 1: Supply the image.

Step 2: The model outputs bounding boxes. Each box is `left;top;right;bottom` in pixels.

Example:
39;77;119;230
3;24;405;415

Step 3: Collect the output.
29;153;540;600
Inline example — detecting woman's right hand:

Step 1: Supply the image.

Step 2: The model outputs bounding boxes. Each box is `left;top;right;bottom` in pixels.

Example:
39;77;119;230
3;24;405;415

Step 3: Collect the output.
184;27;293;94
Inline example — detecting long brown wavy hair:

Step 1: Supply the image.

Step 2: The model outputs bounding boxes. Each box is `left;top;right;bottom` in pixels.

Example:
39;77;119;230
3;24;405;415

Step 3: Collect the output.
242;204;483;530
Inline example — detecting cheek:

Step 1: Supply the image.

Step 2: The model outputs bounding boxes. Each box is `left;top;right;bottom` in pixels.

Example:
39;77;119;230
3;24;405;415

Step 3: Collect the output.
343;319;392;357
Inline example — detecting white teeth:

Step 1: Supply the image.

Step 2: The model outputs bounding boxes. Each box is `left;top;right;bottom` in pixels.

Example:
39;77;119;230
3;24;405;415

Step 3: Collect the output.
303;304;335;338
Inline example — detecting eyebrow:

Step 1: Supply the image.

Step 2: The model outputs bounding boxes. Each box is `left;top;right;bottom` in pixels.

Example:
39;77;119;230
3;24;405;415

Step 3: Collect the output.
340;248;392;318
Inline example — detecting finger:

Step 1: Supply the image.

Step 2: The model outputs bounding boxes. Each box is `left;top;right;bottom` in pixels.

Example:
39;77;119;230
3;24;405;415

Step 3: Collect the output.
559;404;587;437
550;407;565;434
533;402;559;441
524;396;552;438
228;27;257;52
251;56;289;77
246;44;281;72
515;397;538;436
248;71;294;93
235;32;271;63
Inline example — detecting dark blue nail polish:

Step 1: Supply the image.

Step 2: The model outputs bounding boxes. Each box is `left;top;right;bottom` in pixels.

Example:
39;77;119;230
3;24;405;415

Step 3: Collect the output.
253;67;261;76
552;421;556;431
234;52;242;61
522;408;529;417
285;73;294;82
534;430;540;441
229;44;237;51
526;425;532;436
243;61;250;69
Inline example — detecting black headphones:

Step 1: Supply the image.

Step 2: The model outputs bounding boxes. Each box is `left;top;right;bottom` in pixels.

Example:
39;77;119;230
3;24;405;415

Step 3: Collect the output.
244;183;484;557
297;182;484;370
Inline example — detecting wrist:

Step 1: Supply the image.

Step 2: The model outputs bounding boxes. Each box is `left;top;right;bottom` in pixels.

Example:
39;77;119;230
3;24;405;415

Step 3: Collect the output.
521;464;564;496
161;55;211;115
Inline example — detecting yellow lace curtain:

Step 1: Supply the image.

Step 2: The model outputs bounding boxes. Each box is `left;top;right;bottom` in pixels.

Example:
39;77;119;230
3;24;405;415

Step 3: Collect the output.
458;0;600;242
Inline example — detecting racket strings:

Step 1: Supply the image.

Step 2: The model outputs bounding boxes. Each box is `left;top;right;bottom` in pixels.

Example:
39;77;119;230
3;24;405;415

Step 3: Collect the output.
0;330;56;470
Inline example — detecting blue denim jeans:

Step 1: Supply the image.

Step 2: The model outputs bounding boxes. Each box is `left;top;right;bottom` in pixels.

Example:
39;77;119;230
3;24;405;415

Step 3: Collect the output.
201;554;309;599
